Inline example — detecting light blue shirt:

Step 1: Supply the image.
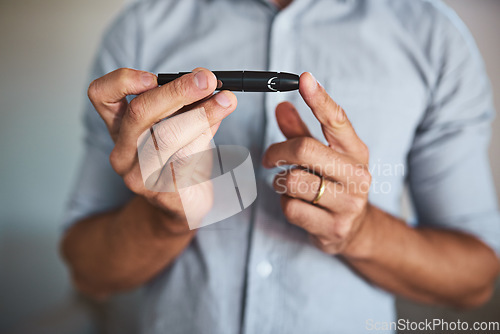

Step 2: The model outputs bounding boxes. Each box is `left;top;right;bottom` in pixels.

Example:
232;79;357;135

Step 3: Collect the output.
63;0;500;333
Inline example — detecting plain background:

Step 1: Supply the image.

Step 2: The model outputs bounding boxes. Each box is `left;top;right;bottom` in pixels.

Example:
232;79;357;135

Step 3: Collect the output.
0;0;499;332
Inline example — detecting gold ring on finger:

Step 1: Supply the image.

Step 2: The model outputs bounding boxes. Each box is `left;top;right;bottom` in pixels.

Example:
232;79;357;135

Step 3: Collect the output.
312;176;326;205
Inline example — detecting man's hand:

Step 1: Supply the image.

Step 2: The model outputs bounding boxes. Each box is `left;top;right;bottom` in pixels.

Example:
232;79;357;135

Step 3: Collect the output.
264;73;499;308
263;72;372;257
61;68;238;298
87;67;237;232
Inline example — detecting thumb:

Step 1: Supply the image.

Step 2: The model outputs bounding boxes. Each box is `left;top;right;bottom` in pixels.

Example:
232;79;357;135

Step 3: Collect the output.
276;101;312;139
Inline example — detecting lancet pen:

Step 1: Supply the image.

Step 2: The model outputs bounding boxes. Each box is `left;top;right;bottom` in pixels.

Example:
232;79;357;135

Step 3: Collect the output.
157;71;300;92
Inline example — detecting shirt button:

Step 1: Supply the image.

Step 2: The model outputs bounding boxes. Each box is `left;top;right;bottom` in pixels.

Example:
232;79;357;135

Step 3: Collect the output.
256;260;273;278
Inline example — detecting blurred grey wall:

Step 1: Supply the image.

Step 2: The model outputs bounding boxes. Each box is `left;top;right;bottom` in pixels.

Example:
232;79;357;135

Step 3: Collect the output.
0;0;125;331
445;0;500;194
0;0;499;332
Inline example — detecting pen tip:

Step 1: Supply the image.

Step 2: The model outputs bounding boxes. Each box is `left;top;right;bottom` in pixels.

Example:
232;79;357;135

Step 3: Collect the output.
280;72;300;91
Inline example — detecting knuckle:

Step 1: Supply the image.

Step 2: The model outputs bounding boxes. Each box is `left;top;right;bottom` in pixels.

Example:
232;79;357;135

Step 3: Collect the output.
349;197;366;213
354;164;371;184
283;198;299;219
313;235;333;251
109;149;123;174
171;78;189;97
335;222;351;240
325;103;344;128
155;121;182;151
364;171;372;186
123;172;142;193
294;137;315;161
127;97;147;123
285;170;302;194
317;236;332;248
334;104;346;123
360;169;372;189
116;68;133;85
87;80;99;102
359;142;370;161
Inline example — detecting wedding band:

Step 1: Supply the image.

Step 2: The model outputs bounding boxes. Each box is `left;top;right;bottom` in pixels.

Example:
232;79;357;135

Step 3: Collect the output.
312;176;326;205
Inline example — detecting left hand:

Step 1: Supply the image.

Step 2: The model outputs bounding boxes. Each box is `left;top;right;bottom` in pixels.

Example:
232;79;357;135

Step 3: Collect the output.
263;72;373;256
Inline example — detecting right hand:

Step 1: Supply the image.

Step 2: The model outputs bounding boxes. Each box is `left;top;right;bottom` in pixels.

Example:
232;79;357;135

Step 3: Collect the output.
87;68;238;232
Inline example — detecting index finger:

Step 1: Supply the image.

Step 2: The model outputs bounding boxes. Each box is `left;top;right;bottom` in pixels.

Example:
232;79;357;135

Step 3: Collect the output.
299;72;368;163
119;68;218;140
87;68;158;135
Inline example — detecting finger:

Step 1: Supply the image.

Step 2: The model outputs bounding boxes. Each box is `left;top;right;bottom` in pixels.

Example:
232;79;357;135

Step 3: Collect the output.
162;122;221;189
139;121;221;193
114;90;236;175
273;168;343;209
263;137;366;184
280;196;335;240
275;101;312;139
299;72;368;162
135;103;220;188
273;168;370;213
172;121;221;165
87;68;158;137
120;68;218;141
152;91;235;158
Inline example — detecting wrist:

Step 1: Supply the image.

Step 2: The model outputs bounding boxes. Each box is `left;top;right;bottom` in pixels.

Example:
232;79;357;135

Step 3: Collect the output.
151;205;195;238
342;204;378;261
123;195;195;239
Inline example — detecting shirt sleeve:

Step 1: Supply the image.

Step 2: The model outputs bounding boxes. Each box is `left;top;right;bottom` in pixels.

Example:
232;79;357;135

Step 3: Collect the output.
408;3;500;256
61;4;142;230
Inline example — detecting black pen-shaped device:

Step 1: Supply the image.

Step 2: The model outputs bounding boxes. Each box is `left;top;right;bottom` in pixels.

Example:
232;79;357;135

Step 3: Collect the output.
157;71;300;92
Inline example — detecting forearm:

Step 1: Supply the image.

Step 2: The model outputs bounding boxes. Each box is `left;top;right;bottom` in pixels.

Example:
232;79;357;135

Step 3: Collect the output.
345;205;500;308
60;196;195;298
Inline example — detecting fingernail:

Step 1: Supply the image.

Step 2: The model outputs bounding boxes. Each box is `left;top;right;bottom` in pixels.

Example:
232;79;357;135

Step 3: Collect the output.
309;73;318;91
142;73;155;86
215;92;231;107
194;71;208;90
